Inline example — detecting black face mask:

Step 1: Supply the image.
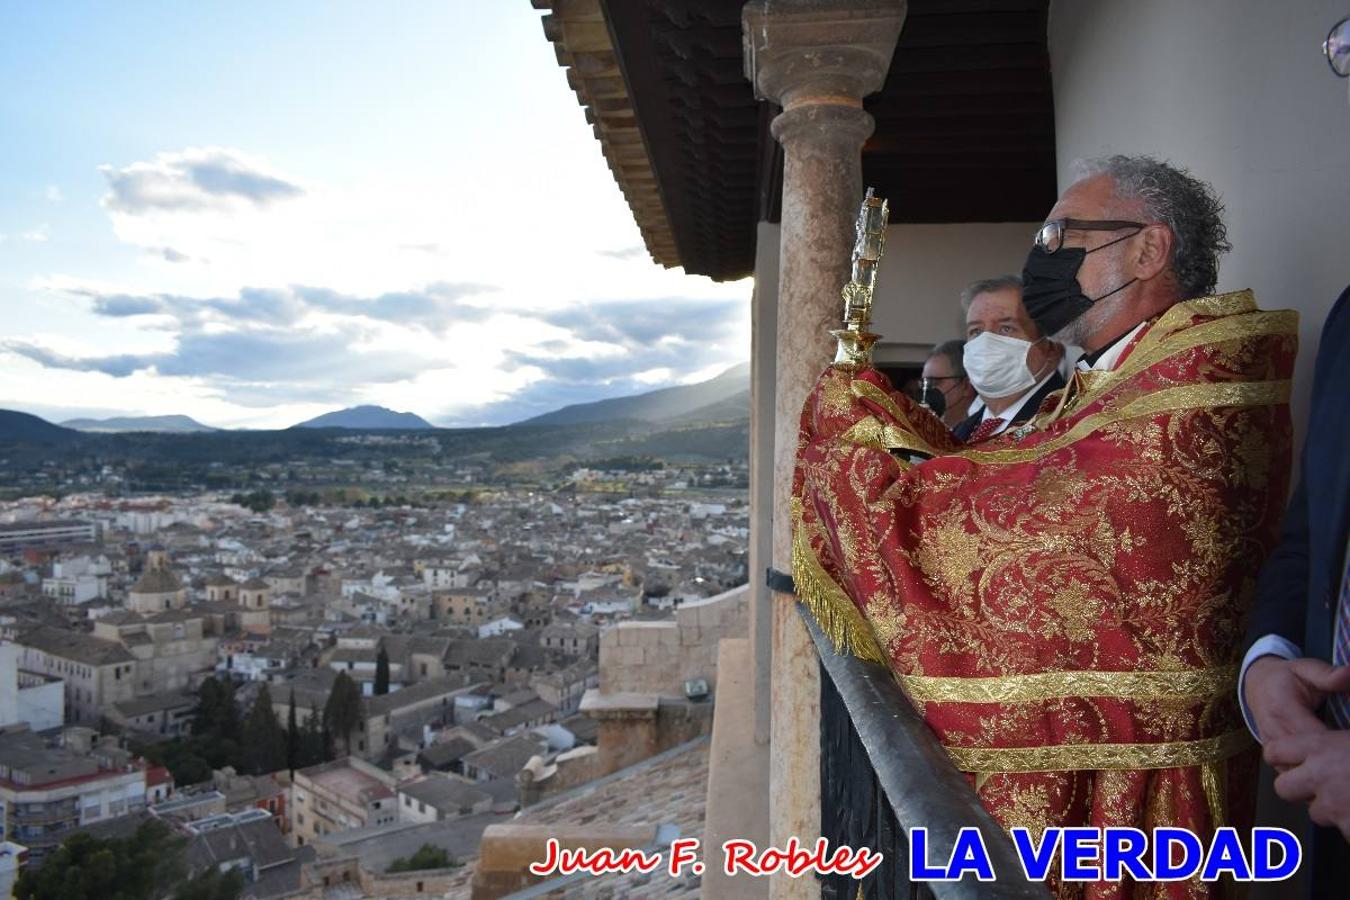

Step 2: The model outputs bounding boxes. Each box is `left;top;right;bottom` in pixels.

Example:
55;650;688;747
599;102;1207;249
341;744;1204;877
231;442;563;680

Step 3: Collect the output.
918;383;946;418
1021;241;1137;338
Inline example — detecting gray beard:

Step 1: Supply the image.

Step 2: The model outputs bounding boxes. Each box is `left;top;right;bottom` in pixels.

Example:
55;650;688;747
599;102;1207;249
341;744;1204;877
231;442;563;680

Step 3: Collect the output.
1052;313;1092;349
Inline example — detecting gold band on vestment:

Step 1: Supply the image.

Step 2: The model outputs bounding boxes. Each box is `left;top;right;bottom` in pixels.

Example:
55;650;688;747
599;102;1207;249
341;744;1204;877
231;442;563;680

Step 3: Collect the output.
842;290;1297;462
943;728;1252;773
957;379;1290;464
848;378;1291;463
898;665;1237;704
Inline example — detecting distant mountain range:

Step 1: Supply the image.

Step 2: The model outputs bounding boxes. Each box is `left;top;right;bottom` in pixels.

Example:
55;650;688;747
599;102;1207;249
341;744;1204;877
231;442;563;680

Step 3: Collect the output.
292;406;434;430
0;410;80;444
61;414;218;433
520;361;749;427
0;363;752;475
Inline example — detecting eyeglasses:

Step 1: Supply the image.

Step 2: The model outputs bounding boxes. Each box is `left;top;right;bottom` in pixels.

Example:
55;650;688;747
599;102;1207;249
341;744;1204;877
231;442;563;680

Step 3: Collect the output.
1326;17;1350;77
1034;218;1146;254
920;375;964;394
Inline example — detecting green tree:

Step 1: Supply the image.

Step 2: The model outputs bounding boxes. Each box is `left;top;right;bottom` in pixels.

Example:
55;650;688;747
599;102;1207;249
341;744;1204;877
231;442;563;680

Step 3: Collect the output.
242;684;287;775
286;689;299;774
14;819;243;900
290;701;332;769
323;671;363;756
374;646;390;696
386;843;456;873
229;489;275;513
192;677;241;742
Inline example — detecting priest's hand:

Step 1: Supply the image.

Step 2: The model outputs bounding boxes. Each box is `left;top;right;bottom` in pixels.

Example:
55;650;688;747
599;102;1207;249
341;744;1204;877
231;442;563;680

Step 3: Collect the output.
1266;729;1350;841
1244;656;1350;745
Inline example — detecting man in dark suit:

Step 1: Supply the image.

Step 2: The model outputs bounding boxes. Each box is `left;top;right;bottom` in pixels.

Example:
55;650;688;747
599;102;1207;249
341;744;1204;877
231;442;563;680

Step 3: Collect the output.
1241;287;1350;887
952;275;1066;443
1238;19;1350;889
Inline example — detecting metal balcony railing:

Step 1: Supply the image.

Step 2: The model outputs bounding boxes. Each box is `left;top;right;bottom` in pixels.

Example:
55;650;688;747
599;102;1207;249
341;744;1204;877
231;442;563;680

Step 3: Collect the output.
802;607;1051;900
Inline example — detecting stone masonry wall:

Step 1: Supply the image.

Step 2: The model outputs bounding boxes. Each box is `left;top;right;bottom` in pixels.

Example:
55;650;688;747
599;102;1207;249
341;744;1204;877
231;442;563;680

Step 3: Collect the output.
597;585;748;696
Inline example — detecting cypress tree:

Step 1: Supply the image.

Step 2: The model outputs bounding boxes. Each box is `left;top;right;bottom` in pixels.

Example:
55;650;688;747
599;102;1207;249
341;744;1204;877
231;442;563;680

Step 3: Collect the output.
374;646;390;696
323;672;363;756
286;689;299;774
242;684;286;775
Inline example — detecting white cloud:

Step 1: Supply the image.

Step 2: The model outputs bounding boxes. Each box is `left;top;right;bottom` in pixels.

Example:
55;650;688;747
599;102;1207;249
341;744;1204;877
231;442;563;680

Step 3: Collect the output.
3;278;750;427
4;144;751;428
100;146;304;214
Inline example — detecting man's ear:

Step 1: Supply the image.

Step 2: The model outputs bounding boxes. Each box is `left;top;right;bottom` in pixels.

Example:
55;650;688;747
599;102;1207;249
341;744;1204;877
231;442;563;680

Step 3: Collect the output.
1133;224;1173;281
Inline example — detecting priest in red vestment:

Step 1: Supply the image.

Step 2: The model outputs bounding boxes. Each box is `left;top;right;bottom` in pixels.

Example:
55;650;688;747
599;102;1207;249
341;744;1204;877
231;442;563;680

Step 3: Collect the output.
794;156;1296;898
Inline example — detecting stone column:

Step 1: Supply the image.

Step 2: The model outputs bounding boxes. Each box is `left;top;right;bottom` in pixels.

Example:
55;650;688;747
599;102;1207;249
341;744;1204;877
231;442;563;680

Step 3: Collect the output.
741;4;905;899
749;220;779;750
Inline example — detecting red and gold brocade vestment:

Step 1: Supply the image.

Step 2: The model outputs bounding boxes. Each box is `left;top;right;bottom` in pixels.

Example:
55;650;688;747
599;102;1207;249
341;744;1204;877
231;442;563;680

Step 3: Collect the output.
792;291;1297;897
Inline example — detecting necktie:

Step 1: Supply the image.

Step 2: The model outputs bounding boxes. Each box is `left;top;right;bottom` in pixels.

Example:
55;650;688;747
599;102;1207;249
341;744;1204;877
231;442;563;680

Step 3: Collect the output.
1329;544;1350;728
966;416;1005;445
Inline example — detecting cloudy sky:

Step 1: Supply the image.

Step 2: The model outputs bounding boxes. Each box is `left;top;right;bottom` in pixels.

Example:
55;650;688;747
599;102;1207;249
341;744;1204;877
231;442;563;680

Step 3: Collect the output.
0;2;750;429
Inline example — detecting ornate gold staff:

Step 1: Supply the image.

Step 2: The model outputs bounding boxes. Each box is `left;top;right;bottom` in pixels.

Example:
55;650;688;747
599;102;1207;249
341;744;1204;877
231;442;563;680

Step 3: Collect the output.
830;187;889;368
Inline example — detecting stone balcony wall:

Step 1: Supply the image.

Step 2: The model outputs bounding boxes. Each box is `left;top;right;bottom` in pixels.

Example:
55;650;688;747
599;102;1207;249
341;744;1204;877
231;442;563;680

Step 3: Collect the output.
598;584;748;696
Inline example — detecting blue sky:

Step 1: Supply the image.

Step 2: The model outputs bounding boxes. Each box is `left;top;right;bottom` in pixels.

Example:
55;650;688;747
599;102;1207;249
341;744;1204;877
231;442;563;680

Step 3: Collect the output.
0;1;750;428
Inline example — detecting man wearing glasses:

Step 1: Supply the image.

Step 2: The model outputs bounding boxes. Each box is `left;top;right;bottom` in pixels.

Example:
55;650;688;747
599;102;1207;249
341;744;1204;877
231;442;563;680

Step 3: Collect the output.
919;340;978;432
1238;15;1350;890
790;146;1298;897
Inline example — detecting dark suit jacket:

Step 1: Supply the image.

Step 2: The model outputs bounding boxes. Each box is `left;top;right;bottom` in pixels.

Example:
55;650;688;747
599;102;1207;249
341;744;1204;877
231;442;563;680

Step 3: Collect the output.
1244;284;1350;891
953;370;1066;442
1246;285;1350;663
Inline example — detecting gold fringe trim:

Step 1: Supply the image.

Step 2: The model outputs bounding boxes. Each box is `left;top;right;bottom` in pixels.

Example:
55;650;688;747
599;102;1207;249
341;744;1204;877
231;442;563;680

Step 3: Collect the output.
898;665;1237;704
1201;756;1228;830
948;728;1252;773
790;498;887;665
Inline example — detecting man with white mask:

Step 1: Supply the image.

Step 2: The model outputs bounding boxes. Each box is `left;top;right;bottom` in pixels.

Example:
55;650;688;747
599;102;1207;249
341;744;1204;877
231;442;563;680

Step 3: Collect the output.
952;275;1066;443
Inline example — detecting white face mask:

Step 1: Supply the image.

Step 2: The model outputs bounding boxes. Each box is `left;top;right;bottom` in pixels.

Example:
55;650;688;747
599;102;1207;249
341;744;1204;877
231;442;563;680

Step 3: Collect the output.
963;331;1043;400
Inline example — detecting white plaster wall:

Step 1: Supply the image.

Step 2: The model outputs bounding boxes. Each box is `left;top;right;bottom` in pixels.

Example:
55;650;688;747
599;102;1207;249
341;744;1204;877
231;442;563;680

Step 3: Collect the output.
17;681;63;732
1049;0;1350;440
754;221;1041;367
0;644;17;728
870;222;1044;363
397;790;439;824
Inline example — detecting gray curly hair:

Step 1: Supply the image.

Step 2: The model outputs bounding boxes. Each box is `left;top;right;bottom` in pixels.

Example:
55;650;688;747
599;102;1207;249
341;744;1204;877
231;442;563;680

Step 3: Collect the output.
1072;155;1231;299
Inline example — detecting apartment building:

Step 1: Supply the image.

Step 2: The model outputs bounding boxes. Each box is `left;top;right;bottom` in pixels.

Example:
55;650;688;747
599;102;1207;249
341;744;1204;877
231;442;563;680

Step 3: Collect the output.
289;757;396;847
0;725;147;861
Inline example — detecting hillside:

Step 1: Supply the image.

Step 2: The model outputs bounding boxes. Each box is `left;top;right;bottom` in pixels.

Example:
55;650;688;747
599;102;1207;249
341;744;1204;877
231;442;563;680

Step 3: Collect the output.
518;362;749;427
62;414;218;433
0;410;82;444
0;366;753;484
293;406;434;430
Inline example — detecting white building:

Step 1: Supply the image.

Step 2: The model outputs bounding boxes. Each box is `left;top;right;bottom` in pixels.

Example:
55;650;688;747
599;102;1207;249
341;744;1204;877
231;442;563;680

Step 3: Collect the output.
477;617;524;639
0;642;64;732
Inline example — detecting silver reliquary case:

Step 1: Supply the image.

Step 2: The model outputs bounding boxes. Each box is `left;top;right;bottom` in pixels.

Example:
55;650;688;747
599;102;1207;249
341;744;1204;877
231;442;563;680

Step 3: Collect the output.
831;187;889;368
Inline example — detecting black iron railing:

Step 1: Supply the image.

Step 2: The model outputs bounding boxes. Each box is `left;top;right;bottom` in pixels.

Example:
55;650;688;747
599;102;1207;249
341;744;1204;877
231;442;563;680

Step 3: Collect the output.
803;607;1051;900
